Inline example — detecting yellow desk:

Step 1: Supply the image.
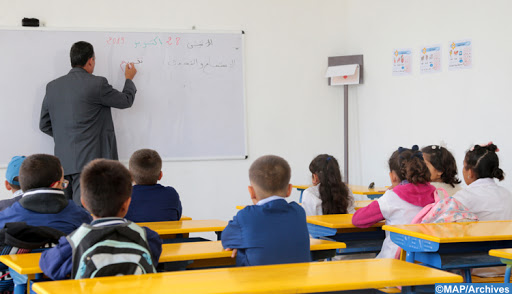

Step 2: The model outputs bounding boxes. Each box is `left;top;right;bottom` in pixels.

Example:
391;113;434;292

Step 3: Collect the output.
489;249;512;283
383;220;512;243
349;185;387;200
179;215;192;221
32;259;462;294
137;219;227;239
293;184;387;202
354;200;374;210
307;214;385;256
383;221;512;282
307;214;384;230
0;239;346;278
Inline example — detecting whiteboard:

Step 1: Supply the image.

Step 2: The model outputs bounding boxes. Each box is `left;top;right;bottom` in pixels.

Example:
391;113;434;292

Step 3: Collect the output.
0;28;246;165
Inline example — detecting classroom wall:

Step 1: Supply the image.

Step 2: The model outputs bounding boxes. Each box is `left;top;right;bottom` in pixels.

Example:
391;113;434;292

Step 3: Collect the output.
343;0;512;190
0;1;349;223
3;0;511;226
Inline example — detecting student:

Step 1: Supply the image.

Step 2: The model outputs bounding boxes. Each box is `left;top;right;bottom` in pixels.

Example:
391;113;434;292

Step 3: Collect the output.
421;145;461;197
222;155;311;266
452;142;512;221
0;154;91;234
40;159;162;280
302;154;357;216
1;156;26;211
352;146;436;258
125;149;182;222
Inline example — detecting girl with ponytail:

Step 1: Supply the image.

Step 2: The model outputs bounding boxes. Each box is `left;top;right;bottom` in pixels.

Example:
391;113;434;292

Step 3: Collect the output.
352;145;436;259
453;142;512;221
302;154;356;216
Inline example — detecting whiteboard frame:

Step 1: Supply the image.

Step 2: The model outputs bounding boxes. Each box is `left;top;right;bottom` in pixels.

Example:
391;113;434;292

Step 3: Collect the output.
0;26;249;163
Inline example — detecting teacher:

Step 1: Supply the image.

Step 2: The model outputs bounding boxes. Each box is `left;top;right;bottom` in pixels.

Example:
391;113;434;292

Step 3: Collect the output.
39;41;137;206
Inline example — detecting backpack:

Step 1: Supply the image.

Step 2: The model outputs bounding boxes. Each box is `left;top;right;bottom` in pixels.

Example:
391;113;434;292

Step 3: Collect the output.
395;188;479;259
0;222;65;294
68;221;156;279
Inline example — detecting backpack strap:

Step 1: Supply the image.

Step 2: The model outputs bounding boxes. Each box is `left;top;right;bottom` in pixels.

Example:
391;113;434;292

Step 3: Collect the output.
434;187;449;201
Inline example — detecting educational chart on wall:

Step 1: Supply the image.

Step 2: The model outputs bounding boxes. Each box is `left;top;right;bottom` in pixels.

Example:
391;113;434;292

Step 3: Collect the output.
419;45;441;74
0;29;246;165
448;39;472;70
392;49;412;76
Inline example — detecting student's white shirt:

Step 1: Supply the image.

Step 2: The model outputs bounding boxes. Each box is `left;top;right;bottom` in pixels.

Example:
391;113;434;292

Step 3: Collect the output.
376;190;425;259
452;178;512;221
302;185;356;216
256;196;286;206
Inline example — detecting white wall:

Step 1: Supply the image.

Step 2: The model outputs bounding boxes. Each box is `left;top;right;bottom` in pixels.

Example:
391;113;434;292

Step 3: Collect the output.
3;0;511;226
343;0;512;190
0;0;349;223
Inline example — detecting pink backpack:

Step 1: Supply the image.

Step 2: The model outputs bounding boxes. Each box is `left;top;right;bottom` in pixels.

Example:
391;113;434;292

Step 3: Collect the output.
394;187;479;259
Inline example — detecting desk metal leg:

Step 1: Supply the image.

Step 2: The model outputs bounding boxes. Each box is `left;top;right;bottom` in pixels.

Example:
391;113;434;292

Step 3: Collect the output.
405;251;415;263
463;269;472;283
298;189;305;203
505;265;511;283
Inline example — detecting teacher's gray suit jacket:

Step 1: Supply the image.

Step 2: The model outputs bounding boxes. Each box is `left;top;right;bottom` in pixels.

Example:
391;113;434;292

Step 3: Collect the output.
40;67;136;175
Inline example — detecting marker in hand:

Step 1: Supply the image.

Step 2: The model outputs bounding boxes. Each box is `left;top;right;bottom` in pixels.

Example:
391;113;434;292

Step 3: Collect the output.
125;62;137;80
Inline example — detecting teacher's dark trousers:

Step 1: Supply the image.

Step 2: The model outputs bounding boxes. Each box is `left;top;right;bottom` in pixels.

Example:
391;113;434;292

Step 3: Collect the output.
64;173;82;207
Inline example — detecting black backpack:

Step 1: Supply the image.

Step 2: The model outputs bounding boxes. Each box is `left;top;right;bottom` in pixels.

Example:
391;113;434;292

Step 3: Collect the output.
0;222;65;294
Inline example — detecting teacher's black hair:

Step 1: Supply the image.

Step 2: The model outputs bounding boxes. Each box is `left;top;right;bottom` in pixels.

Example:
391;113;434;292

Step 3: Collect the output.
70;41;94;68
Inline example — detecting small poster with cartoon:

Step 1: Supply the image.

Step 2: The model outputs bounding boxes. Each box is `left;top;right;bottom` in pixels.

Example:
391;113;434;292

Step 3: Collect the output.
448;39;472;70
392;49;412;76
419;45;441;74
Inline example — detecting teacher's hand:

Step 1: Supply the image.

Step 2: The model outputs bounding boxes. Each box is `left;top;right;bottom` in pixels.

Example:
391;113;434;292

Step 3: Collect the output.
125;63;137;80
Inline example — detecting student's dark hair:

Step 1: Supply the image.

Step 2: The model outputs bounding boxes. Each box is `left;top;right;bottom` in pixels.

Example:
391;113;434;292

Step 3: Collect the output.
81;159;133;218
421;145;461;187
464;143;504;181
388;146;431;185
129;149;162;185
70;41;94;68
19;154;62;191
249;155;291;195
309;154;351;214
9;177;21;191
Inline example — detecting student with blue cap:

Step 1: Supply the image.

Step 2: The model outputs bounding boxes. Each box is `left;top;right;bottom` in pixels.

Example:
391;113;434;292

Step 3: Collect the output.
2;156;26;211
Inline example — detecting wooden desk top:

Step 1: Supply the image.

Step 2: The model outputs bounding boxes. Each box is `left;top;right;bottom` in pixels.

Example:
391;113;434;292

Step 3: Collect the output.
489;249;512;260
354;200;374;210
307;214;384;229
383;220;512;243
137;220;227;235
293;184;387;195
0;239;346;275
32;259;462;294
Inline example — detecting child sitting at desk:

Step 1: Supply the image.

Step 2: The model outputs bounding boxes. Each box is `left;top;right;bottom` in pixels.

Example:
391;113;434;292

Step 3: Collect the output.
421;145;461;197
0;154;91;234
40;159;162;280
124;149;182;222
453;142;512;221
302;154;357;216
1;156;25;211
352;146;436;258
222;155;310;266
454;142;512;278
